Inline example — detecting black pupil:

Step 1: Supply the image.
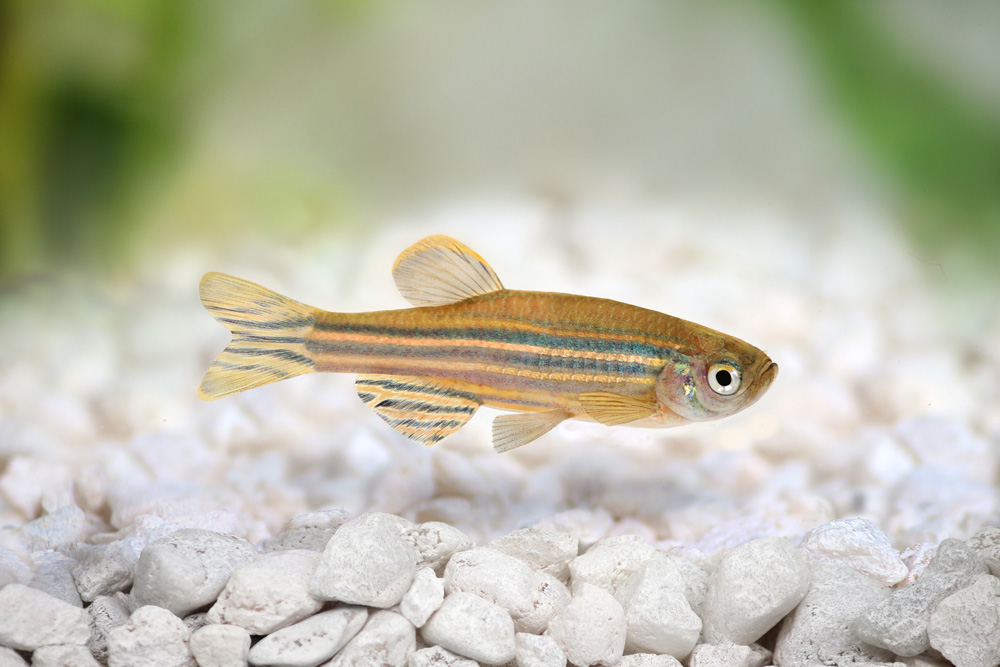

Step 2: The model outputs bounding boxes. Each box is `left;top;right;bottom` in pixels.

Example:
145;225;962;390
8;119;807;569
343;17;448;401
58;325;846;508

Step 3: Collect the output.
715;370;732;387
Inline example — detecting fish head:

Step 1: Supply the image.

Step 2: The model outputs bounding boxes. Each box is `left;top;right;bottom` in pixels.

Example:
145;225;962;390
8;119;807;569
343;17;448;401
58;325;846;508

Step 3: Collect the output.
654;334;778;423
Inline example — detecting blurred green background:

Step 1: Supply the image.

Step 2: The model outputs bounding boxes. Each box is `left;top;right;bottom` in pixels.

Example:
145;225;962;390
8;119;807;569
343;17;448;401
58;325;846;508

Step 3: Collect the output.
1;0;998;284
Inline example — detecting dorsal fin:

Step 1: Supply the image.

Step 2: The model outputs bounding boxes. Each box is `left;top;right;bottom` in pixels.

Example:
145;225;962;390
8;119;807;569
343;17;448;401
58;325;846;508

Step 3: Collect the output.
392;235;504;306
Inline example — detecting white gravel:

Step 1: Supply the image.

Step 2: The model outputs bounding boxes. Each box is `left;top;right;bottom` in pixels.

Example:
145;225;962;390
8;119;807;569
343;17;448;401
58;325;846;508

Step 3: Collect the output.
189;623;251;667
2;203;1000;664
421;592;516;665
131;529;256;617
700;537;811;645
545;582;626;667
0;583;90;651
205;550;324;634
106;605;194;667
246;606;366;666
399;567;444;628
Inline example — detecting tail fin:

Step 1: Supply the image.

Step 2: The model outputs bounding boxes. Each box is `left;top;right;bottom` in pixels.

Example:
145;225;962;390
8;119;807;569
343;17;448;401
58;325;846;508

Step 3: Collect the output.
198;272;316;400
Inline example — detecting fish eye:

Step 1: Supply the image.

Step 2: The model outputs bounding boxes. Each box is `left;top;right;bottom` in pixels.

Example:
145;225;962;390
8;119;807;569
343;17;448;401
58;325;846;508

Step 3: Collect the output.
708;362;741;396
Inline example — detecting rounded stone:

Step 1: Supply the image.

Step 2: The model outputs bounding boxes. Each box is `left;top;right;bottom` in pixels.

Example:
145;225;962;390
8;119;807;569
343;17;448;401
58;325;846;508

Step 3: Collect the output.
310;515;418;608
132;528;257;617
421;593;516;665
544;583;626;667
700;537;811;645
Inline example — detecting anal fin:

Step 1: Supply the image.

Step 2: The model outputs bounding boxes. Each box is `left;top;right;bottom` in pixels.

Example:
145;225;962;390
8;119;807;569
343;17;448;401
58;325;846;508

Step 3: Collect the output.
492;410;568;453
356;375;481;446
578;391;656;426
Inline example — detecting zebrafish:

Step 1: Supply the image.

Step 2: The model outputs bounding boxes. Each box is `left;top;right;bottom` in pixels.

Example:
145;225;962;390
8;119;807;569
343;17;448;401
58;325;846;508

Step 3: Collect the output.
198;235;778;452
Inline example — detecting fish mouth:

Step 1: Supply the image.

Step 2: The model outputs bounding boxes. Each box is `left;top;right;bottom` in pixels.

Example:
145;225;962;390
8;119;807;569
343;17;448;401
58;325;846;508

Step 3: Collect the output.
759;359;779;387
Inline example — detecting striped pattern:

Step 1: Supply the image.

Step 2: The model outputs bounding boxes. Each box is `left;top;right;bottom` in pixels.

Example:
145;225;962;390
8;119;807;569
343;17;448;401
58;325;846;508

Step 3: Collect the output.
198;236;775;450
355;375;481;445
309;290;687;417
198;273;316;400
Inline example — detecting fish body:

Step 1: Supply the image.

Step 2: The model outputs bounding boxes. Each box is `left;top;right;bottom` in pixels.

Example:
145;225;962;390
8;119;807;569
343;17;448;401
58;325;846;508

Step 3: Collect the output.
199;235;777;451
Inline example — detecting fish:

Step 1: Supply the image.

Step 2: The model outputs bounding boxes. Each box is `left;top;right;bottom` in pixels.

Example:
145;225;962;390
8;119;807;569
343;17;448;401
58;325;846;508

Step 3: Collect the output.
198;235;778;452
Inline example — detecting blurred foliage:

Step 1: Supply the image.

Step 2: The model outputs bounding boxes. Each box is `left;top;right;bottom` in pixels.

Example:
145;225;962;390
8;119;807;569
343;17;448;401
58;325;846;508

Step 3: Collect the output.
0;1;997;283
775;1;1000;267
0;0;196;281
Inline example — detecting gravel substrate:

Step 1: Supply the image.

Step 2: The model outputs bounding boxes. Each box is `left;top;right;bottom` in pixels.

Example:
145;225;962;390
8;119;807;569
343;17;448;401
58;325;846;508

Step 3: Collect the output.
1;200;999;666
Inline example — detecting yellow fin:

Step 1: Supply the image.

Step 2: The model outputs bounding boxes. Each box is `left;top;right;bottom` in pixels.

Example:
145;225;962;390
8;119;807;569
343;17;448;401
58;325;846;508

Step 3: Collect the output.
492;410;568;453
198;273;316;400
578;391;657;426
392;235;504;306
356;375;482;446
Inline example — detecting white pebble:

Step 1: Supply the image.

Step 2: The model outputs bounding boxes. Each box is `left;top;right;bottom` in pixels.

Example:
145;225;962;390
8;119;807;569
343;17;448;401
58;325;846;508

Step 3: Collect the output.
189;624;251;667
0;456;73;519
899;542;938;586
311;514;418;608
544;582;626;667
799;517;908;585
18;505;87;551
666;549;710;614
616;655;682;667
443;547;570;634
421;592;516;666
490;528;579;582
688;642;771;667
206;550;324;635
616;556;701;659
72;541;136;602
531;508;614;550
0;647;27;667
248;606;366;666
408;645;479;667
928;574;1000;667
896;416;996;484
568;535;659;596
107;605;195;667
29;551;82;607
353;511;415;535
400;567;444;628
966;527;1000;577
700;537;811;645
86;593;131;663
31;644;101;667
856;538;988;656
774;564;895;666
329;610;415;667
132;529;257;617
0;548;31;589
183;613;209;635
260;509;353;552
0;584;90;651
404;522;475;574
515;632;566;667
895;656;955;667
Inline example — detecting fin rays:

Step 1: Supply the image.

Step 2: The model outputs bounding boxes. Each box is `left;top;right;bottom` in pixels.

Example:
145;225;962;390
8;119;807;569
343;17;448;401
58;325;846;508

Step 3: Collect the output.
356;375;482;446
199;273;316;400
492;410;568;453
392;235;504;306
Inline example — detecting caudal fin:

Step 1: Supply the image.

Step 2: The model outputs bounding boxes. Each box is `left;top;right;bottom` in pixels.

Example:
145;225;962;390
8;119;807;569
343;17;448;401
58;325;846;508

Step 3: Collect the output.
198;272;316;400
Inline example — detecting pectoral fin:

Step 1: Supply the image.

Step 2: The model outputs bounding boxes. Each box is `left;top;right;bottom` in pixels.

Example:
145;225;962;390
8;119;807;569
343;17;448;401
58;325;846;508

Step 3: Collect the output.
578;391;657;426
492;410;568;453
392;235;504;306
356;375;482;446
